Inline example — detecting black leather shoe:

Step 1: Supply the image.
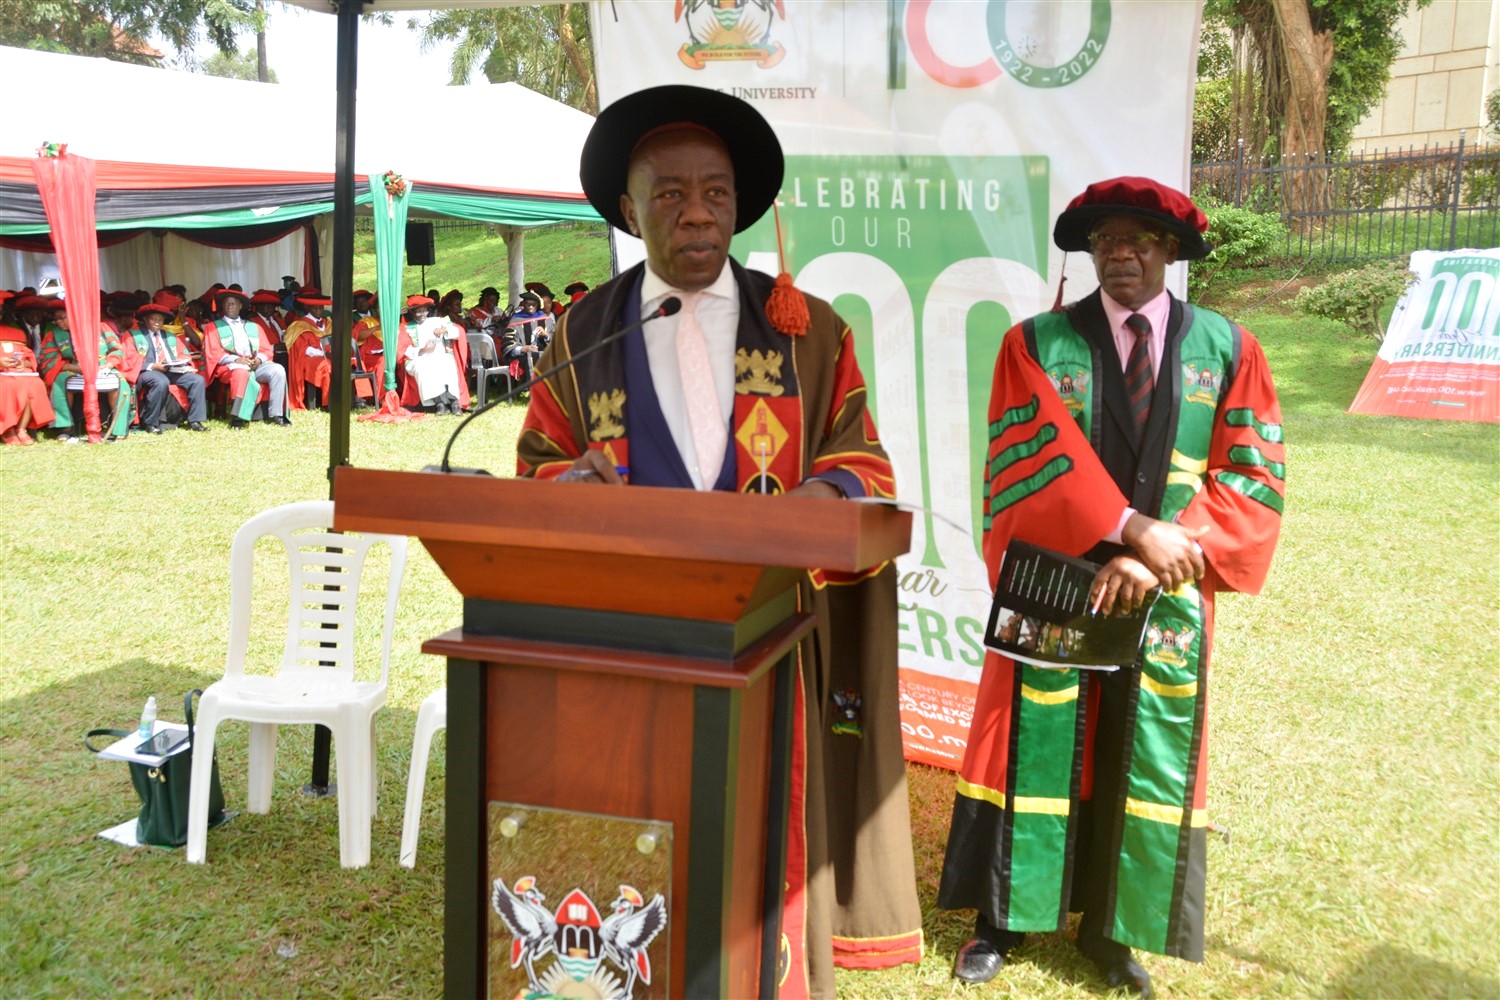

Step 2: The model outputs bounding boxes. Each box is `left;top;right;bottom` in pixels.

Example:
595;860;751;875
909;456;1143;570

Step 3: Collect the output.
954;938;1007;984
267;416;292;426
228;417;248;429
1090;952;1153;998
187;421;208;432
143;425;163;435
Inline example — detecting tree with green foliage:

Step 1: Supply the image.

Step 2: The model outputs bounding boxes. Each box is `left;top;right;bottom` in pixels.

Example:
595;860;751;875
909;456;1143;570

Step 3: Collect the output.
200;47;277;83
1207;0;1426;196
0;0;257;67
409;3;595;115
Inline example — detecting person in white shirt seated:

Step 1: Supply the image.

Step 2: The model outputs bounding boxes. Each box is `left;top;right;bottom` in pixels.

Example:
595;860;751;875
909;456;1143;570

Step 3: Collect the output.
398;294;464;414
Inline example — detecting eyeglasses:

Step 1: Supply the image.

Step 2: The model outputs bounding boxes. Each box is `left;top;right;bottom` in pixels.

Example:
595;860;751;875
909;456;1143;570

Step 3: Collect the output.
1087;231;1170;253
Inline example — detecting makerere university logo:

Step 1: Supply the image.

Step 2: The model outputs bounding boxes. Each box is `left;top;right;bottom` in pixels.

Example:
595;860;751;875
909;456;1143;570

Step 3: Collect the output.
676;0;787;69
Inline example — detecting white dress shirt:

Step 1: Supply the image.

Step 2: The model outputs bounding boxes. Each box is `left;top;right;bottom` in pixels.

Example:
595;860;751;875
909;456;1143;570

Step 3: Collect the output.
639;262;740;490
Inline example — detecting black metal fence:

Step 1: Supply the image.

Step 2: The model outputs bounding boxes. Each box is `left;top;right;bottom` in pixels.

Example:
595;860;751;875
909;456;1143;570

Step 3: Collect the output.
1192;131;1500;262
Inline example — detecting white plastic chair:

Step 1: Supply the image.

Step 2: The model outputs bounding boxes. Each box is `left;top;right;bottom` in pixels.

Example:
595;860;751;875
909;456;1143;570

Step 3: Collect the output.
186;500;407;869
466;331;512;406
399;686;447;868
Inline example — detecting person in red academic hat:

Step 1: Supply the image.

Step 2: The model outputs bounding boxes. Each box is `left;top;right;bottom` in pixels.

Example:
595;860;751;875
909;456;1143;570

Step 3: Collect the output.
131;302;208;433
38;298;134;441
348;290;379;405
202;287;289;428
283;288;334;410
249;290;287;347
396;294;468;413
0;291;54;445
938;177;1285;999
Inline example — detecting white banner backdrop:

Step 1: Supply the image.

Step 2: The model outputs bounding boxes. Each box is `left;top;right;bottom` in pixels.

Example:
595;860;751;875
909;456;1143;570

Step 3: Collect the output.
592;0;1200;767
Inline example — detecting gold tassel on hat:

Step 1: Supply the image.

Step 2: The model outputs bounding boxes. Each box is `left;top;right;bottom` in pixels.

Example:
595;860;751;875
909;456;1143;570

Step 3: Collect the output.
765;202;808;336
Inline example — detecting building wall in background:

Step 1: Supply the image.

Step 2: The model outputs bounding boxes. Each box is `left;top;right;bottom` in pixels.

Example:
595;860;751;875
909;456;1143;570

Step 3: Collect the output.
1351;0;1499;150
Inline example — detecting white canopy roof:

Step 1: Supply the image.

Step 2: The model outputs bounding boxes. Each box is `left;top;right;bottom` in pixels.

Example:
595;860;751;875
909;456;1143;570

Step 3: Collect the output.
0;46;593;196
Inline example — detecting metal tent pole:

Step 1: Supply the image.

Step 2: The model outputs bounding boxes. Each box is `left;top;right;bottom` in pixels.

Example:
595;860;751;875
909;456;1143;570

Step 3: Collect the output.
307;0;365;797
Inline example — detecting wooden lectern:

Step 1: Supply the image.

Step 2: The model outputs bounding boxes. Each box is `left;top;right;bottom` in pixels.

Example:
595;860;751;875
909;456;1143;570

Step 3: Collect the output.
332;467;910;999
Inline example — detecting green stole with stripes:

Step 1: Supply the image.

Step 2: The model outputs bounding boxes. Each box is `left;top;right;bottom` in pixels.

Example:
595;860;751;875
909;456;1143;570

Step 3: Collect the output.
1002;306;1242;958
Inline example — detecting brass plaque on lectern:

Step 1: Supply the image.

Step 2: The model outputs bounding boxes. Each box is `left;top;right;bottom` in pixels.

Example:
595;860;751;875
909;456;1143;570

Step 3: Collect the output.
487;803;673;999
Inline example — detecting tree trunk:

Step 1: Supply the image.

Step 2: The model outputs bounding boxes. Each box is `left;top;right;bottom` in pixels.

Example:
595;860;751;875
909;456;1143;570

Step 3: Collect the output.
1271;0;1333;219
557;4;597;115
255;0;268;83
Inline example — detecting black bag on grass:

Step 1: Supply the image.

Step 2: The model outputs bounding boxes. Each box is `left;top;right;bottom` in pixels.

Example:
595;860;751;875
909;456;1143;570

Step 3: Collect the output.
86;689;225;848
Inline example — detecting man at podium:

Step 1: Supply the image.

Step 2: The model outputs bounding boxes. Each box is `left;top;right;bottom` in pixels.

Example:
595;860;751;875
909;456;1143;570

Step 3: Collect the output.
516;85;923;998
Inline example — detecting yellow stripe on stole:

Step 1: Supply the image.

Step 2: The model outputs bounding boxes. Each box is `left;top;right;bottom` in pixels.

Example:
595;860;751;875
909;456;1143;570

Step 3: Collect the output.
1140;674;1199;698
1021;683;1079;705
956;780;1073;817
1125;797;1209;827
955;777;1007;809
1013;796;1071;816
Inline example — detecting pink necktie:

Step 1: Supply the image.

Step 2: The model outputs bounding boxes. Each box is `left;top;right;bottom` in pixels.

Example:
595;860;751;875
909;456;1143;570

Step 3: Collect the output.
675;291;726;487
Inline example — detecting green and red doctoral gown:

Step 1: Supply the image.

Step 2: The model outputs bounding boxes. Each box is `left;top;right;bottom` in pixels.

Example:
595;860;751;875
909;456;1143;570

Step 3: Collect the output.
938;290;1285;961
517;260;924;999
38;323;133;437
202;318;272;421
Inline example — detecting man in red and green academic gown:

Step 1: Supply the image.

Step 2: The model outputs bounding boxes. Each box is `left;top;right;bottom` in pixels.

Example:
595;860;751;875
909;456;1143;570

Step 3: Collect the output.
515;85;923;1000
130;301;208;433
284;289;334;410
0;292;54;445
349;290;380;405
939;177;1286;998
202;287;289;428
38;299;134;441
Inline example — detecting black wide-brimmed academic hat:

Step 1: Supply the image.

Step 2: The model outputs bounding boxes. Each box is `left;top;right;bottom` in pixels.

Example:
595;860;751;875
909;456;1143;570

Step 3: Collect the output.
579;84;783;236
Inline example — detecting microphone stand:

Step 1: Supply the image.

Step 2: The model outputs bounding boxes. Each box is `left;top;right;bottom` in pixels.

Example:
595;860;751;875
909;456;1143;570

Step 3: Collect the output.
434;296;681;474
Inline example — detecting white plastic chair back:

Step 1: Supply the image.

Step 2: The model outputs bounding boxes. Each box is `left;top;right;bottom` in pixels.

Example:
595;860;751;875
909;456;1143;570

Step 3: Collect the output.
224;500;406;686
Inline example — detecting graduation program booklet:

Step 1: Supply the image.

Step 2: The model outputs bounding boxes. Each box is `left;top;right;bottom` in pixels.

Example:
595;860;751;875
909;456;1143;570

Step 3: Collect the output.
984;540;1161;670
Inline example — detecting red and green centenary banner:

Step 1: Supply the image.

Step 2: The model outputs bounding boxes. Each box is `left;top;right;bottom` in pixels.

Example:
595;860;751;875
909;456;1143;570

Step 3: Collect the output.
594;0;1200;767
1349;248;1500;423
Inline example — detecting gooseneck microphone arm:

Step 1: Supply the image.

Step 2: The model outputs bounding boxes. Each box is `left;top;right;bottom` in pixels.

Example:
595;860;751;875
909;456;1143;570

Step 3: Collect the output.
437;296;682;474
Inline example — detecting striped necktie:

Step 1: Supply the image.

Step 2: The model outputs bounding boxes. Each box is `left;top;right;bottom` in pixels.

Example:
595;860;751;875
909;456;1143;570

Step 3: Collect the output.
1123;312;1153;440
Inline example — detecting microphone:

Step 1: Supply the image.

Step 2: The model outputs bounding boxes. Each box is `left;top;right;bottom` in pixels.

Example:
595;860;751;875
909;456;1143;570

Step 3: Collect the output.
433;295;682;474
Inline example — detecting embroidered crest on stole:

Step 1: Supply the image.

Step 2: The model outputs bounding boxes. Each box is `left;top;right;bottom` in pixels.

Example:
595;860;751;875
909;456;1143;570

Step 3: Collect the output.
588;388;626;439
734;348;785;396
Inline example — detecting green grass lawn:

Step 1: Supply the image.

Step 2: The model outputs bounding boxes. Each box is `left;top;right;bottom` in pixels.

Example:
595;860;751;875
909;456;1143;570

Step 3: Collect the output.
0;299;1495;996
350;221;615;305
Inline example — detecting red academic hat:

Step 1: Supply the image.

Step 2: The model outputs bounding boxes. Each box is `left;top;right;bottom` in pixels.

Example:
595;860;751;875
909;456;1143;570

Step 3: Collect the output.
250;290;282;305
564;281;589;297
405;294;434;308
295;288;333;307
153;290;184;311
13;295;51;310
199;283;225;304
353;288;374;299
215;287;252;305
524;281;553;299
0;289;14;302
1052;176;1211;260
137;302;175;319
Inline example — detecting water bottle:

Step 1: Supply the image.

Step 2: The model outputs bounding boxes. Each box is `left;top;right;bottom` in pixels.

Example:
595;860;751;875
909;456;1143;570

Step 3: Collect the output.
138;696;158;740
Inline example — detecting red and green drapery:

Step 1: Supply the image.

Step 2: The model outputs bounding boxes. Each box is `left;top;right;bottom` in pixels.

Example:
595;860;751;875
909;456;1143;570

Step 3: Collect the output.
370;170;409;394
31;148;103;441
